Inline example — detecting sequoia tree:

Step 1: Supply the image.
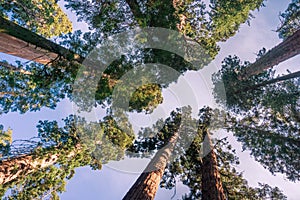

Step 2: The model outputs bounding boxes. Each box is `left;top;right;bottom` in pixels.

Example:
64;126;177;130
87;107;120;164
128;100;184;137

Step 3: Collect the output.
0;114;134;199
212;54;300;181
213;54;300;113
239;1;300;79
123;108;183;200
1;0;288;199
125;107;287;199
238;29;300;79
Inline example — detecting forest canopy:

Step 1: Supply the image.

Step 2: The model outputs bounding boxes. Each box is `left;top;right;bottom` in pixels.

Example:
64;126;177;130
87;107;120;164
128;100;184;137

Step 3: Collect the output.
0;0;299;199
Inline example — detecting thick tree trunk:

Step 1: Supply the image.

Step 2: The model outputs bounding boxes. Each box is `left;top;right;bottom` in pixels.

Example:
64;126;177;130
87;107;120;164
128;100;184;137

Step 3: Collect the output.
122;131;179;200
0;16;83;64
235;70;300;94
0;146;79;185
201;130;226;200
239;29;300;79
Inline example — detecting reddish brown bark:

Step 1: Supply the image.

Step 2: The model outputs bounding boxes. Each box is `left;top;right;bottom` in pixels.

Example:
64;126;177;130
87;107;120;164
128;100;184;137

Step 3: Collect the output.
123;131;179;200
0;16;83;64
235;70;300;94
239;29;300;79
0;147;79;185
0;153;60;185
201;131;226;200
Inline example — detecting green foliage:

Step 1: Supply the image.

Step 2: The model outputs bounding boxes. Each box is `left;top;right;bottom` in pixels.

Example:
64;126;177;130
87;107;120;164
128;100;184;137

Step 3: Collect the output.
230;108;300;181
127;107;187;159
212;54;300;114
64;0;265;61
212;54;300;181
65;0;132;35
255;183;288;200
0;60;79;114
1;114;135;199
209;0;265;41
277;0;300;39
212;55;272;112
156;107;287;199
0;125;12;157
129;83;163;113
0;0;72;37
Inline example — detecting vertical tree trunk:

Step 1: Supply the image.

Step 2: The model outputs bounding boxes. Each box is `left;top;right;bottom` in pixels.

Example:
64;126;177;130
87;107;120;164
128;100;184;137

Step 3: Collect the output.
239;29;300;79
0;16;83;64
201;130;226;200
123;131;179;200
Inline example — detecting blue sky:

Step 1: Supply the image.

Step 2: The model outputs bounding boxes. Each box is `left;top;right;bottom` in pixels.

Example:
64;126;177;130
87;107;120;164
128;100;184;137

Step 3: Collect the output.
1;0;299;199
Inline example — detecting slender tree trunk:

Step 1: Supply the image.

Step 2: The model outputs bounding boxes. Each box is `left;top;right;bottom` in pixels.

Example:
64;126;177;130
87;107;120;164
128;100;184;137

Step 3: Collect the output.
0;16;83;64
239;29;300;79
123;131;179;200
201;130;226;200
236;70;300;94
0;146;80;185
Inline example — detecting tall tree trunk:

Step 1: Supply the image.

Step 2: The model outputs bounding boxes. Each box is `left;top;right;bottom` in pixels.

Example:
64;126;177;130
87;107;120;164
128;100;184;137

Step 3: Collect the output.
235;70;300;94
123;131;179;200
201;130;226;200
0;146;80;185
239;29;300;79
0;17;119;84
0;16;83;64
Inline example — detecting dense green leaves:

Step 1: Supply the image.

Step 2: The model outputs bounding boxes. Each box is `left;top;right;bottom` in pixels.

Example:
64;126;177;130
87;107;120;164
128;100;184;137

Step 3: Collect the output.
277;0;300;39
1;114;135;199
129;83;163;113
0;0;72;37
209;0;265;41
230;108;300;181
0;125;12;157
0;60;78;114
0;0;295;199
212;52;300;181
212;54;300;114
212;54;272;112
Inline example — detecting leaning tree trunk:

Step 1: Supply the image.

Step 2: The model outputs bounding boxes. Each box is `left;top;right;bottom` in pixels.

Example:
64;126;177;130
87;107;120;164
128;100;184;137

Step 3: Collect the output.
235;70;300;94
0;145;80;185
201;130;226;200
0;17;119;85
0;16;83;64
239;29;300;79
123;131;179;200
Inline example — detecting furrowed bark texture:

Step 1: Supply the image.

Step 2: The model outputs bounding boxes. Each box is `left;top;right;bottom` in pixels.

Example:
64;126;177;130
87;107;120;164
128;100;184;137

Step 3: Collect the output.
0;16;83;64
0;148;78;185
123;131;179;200
201;131;226;200
240;29;300;79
